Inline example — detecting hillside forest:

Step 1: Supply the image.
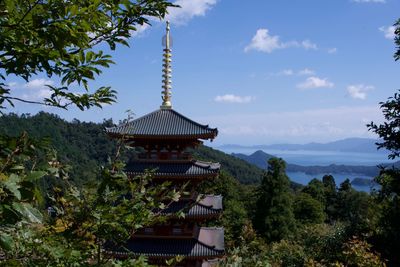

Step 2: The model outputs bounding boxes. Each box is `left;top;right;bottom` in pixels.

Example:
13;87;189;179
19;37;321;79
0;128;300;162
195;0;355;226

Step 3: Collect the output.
0;111;399;266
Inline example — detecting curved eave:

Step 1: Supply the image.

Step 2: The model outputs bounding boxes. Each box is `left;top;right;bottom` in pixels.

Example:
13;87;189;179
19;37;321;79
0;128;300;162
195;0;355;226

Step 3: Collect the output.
109;245;225;260
111;252;225;260
126;172;219;180
165;211;223;220
106;132;218;141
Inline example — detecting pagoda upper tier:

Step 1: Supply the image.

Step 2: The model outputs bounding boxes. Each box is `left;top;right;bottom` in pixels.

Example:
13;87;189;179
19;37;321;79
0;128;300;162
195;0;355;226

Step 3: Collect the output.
106;109;218;141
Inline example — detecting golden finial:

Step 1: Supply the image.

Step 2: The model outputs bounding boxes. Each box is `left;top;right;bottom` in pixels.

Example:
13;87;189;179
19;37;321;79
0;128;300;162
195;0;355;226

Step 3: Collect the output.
161;21;172;109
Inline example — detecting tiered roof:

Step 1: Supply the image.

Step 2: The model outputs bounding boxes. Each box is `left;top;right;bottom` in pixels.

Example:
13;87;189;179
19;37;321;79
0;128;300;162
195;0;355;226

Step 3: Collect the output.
161;195;223;219
106;109;218;140
112;228;224;259
125;160;220;179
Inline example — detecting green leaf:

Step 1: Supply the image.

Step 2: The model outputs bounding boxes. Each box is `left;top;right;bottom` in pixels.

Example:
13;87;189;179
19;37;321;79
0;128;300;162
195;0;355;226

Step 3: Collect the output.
3;174;21;200
12;203;43;223
0;233;14;251
26;171;47;182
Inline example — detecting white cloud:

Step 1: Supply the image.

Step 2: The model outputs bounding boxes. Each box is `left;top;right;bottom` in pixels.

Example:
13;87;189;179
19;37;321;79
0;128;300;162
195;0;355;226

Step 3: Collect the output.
197;105;383;144
298;68;315;76
130;23;150;37
166;0;217;25
301;40;317;50
130;0;217;37
214;94;254;104
24;78;54;90
352;0;386;3
279;69;294;76
268;68;315;78
347;84;374;100
297;76;334;89
379;26;396;40
9;78;55;101
244;28;318;53
244;29;281;53
328;48;337;54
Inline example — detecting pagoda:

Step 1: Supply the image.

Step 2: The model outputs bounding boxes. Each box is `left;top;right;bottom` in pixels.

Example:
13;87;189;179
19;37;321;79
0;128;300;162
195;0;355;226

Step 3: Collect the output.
106;22;224;266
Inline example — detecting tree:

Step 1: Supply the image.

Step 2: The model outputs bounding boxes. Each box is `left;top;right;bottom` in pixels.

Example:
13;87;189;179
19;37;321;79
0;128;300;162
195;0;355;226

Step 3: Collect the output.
322;175;337;222
367;17;400;265
253;158;296;242
367;91;400;159
0;0;175;111
395;18;400;61
293;193;325;225
0;131;183;266
302;178;326;205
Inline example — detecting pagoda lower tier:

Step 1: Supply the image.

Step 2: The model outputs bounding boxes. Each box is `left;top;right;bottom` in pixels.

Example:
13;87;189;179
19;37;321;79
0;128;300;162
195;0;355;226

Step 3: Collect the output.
111;227;225;266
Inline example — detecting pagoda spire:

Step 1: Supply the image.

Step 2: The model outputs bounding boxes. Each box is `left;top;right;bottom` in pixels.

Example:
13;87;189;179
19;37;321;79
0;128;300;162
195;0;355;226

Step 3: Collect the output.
161;21;172;109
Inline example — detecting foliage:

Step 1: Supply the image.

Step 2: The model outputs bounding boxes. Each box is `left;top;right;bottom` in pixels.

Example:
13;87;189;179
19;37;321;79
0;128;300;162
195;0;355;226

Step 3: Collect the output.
221;222;271;267
198;171;254;246
191;145;266;184
0;112;118;185
0;0;175;111
367;90;400;159
395;19;400;61
0;130;182;266
293;193;325;225
253;158;296;242
0;133;50;253
341;238;386;267
302;179;326;206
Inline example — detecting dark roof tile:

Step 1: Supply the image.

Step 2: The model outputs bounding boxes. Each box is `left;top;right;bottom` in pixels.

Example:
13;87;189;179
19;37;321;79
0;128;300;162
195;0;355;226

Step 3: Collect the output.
106;109;218;140
161;195;223;218
125;160;220;178
111;238;224;258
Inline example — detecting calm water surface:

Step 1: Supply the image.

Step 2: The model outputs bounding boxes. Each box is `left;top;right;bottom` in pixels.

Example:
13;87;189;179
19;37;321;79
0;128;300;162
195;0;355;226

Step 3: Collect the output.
219;148;391;166
217;147;390;192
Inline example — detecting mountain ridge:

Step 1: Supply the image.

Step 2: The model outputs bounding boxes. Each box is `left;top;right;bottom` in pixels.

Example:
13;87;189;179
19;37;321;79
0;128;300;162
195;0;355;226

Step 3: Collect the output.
232;150;399;177
218;137;389;154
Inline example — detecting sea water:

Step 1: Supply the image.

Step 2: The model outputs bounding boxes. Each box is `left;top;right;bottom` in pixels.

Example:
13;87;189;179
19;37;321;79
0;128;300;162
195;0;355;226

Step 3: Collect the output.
217;147;392;192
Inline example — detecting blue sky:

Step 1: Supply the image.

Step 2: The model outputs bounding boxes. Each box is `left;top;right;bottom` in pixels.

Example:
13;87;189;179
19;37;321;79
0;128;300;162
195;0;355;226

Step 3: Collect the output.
6;0;400;145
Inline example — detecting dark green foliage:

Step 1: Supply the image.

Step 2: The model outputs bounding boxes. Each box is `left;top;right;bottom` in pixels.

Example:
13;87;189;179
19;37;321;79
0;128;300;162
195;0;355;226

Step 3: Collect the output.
368;90;400;160
372;168;400;265
395;19;400;61
253;158;296;242
191;145;265;184
0;129;180;266
293;193;325;225
322;175;338;222
302;178;326;205
335;180;375;234
0;112;118;185
199;171;253;246
366;17;400;266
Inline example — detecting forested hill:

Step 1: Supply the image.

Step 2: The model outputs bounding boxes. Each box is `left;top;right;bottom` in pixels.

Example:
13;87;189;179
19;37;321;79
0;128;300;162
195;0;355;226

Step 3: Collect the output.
0;112;265;185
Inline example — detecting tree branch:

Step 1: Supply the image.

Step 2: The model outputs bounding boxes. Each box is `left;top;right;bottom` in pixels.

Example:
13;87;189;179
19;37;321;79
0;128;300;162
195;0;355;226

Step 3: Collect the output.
2;96;47;106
